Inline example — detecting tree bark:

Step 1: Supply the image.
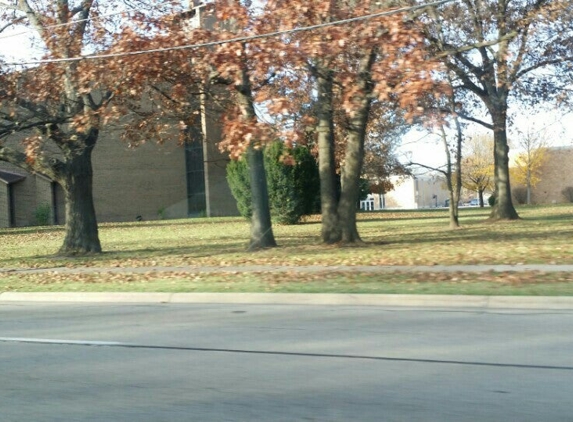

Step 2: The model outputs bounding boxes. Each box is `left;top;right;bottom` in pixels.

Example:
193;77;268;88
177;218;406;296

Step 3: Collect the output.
338;151;363;243
336;50;376;243
441;125;460;229
316;67;340;243
526;167;532;205
233;57;276;250
58;143;102;255
489;107;519;220
246;144;276;250
447;189;459;229
478;189;485;207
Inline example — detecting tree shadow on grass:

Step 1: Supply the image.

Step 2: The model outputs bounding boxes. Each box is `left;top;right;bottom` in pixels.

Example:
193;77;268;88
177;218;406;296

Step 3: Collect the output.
0;226;65;236
523;213;573;223
100;218;247;230
374;224;573;247
356;212;493;225
0;241;250;268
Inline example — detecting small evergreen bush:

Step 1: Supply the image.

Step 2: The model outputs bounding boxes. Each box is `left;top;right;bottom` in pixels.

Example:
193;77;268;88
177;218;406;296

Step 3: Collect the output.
265;141;302;224
513;187;527;205
562;187;573;203
226;157;252;219
292;145;321;215
34;203;52;226
226;141;320;224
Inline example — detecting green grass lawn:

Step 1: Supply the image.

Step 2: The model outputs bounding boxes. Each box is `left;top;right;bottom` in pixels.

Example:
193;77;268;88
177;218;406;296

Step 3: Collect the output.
1;204;573;295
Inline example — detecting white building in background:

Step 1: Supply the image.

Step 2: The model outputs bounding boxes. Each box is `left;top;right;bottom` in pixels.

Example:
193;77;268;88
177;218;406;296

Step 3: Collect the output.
360;175;450;211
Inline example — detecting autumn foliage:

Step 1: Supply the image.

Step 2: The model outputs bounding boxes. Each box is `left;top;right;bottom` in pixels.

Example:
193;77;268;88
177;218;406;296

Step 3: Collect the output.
0;0;462;252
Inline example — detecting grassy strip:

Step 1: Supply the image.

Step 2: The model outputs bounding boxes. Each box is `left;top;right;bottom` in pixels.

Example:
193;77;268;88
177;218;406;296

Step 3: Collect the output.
2;271;573;296
1;204;573;271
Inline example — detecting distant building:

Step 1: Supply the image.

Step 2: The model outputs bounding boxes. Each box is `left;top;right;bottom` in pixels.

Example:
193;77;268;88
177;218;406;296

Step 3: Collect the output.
360;175;450;210
516;146;573;204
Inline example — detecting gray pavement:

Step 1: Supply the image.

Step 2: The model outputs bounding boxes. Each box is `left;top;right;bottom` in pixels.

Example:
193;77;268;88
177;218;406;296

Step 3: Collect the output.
1;303;572;421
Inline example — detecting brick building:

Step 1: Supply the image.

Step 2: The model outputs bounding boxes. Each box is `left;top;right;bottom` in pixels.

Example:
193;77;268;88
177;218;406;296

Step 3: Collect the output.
0;2;239;228
518;146;573;204
0;116;239;228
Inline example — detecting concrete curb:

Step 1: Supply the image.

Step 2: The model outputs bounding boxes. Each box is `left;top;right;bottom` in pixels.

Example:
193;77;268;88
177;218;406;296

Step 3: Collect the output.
1;292;573;309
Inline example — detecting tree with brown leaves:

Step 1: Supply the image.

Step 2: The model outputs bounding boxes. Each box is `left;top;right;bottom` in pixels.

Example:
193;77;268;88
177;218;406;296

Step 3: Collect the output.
0;0;181;255
265;0;443;243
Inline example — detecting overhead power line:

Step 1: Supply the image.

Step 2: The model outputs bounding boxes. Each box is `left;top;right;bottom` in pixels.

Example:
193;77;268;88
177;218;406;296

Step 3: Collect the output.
0;1;184;41
3;0;453;66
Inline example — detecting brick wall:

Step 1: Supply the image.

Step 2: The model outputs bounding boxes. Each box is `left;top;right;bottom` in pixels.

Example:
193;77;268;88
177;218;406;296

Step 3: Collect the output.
0;164;39;227
91;125;188;223
0;95;240;225
0;184;9;227
201;100;239;217
524;147;573;204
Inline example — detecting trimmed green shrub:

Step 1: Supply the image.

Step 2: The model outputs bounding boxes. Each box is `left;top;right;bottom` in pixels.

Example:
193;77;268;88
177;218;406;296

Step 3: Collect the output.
226;141;320;224
488;194;496;207
226;157;252;219
34;203;52;226
513;187;527;205
265;141;302;224
292;144;321;215
562;187;573;203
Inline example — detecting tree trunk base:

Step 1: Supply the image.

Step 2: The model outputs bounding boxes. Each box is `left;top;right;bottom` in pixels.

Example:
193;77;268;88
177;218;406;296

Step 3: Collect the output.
486;215;521;223
58;237;102;256
338;238;366;246
57;244;102;256
322;229;341;245
488;208;520;221
247;238;277;252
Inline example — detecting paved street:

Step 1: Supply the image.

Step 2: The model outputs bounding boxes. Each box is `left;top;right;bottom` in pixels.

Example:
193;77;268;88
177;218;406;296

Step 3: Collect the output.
1;303;572;421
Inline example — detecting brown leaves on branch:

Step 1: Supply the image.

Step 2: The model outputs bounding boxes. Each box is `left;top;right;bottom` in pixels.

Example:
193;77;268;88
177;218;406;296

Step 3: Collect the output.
1;0;448;161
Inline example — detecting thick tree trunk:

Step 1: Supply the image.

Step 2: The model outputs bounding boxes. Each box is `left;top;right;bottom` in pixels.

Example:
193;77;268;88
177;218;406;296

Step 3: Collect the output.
338;95;371;244
336;51;376;243
233;59;276;250
246;145;276;250
489;109;519;220
316;69;340;243
58;148;102;255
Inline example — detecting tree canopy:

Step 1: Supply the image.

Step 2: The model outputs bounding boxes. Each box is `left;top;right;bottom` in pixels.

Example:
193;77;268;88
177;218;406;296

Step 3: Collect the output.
422;0;573;219
0;0;183;254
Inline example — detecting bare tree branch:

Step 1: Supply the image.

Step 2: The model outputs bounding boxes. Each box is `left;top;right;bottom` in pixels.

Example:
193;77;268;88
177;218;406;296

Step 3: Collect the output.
408;161;447;177
516;56;573;80
0;16;24;33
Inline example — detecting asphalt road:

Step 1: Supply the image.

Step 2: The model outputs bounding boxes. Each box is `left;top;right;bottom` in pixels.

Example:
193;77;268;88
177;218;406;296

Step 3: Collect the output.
1;303;572;421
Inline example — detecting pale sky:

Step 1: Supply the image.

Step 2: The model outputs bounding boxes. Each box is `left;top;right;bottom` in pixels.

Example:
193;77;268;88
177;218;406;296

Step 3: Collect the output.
399;110;573;172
